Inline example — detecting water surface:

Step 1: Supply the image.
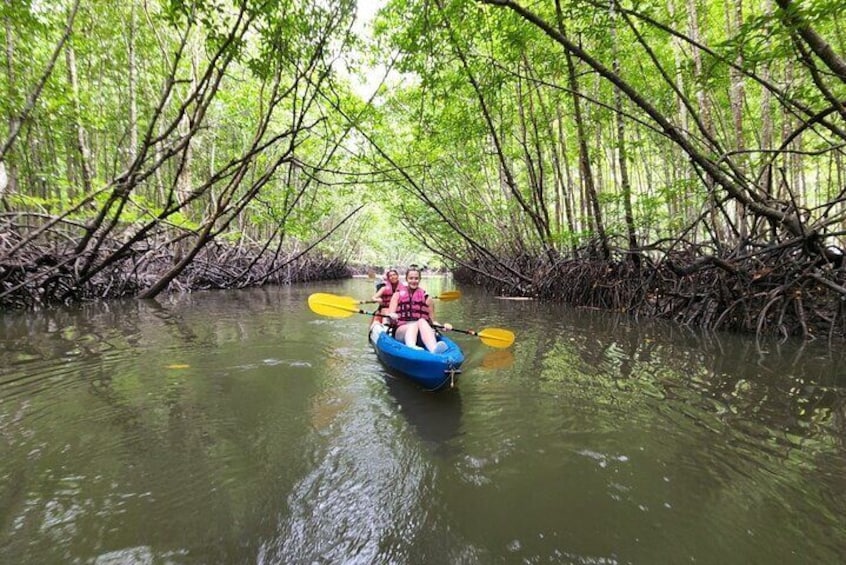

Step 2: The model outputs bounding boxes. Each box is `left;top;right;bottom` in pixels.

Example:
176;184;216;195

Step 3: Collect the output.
1;279;845;563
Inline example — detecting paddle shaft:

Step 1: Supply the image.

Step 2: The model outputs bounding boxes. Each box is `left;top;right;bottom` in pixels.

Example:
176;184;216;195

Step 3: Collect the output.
348;307;380;316
361;291;460;304
434;323;476;336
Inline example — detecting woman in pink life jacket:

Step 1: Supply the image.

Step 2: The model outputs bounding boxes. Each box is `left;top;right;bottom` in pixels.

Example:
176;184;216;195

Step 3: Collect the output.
386;267;452;353
370;269;402;325
375;266;393;292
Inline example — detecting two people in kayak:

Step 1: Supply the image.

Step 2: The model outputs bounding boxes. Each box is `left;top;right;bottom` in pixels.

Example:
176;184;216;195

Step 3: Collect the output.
373;266;452;353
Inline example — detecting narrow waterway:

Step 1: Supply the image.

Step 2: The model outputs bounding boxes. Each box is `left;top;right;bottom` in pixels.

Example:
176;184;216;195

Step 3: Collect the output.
1;278;845;563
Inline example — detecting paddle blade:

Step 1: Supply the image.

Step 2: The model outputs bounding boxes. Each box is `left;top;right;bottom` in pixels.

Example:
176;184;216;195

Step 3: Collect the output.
308;293;360;318
477;327;515;348
434;289;462;301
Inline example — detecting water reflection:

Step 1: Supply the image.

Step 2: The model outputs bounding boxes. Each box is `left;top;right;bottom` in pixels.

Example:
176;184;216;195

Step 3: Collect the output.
384;376;463;450
258;378;440;563
536;308;846;448
479;348;514;370
481;291;846;427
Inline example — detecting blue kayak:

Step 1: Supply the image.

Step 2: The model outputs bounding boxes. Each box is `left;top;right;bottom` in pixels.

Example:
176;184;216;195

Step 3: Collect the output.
369;324;464;390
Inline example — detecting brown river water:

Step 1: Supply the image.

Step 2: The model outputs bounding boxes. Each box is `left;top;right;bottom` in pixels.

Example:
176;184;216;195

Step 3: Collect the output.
1;277;845;563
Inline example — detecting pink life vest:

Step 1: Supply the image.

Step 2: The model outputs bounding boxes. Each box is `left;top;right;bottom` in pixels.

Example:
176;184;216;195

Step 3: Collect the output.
379;281;403;309
395;286;430;325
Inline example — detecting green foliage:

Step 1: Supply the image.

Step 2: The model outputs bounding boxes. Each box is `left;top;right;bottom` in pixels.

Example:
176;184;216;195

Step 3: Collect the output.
165;211;200;231
5;0;846;279
7;192;59;212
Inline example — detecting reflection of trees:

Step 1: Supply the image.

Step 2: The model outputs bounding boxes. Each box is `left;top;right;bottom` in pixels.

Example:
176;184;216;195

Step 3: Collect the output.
424;285;846;456
493;304;846;561
531;305;846;461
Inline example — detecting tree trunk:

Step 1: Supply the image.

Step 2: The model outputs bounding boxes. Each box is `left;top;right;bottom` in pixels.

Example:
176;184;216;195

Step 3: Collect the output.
2;2;17;207
557;0;609;258
66;43;94;197
759;0;774;236
567;52;608;258
128;2;138;162
610;0;639;265
727;0;747;243
686;0;722;244
667;0;689;226
556;105;577;249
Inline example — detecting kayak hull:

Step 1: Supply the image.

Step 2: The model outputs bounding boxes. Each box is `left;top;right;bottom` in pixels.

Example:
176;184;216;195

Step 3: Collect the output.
369;324;464;390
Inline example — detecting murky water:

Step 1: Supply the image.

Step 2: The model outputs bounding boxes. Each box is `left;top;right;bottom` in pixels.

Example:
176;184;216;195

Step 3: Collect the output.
1;278;845;563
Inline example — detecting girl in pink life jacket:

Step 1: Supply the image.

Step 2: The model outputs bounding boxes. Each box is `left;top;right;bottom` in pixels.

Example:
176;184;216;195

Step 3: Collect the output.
370;269;402;325
386;267;452;353
375;266;393;292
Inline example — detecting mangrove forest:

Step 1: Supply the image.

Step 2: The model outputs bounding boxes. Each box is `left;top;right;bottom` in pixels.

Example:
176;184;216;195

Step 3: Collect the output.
3;0;846;341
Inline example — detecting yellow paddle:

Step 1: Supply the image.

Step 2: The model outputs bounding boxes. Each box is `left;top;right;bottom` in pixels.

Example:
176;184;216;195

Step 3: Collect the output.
433;324;515;349
308;293;515;348
358;289;462;304
308;293;373;318
432;289;462;301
